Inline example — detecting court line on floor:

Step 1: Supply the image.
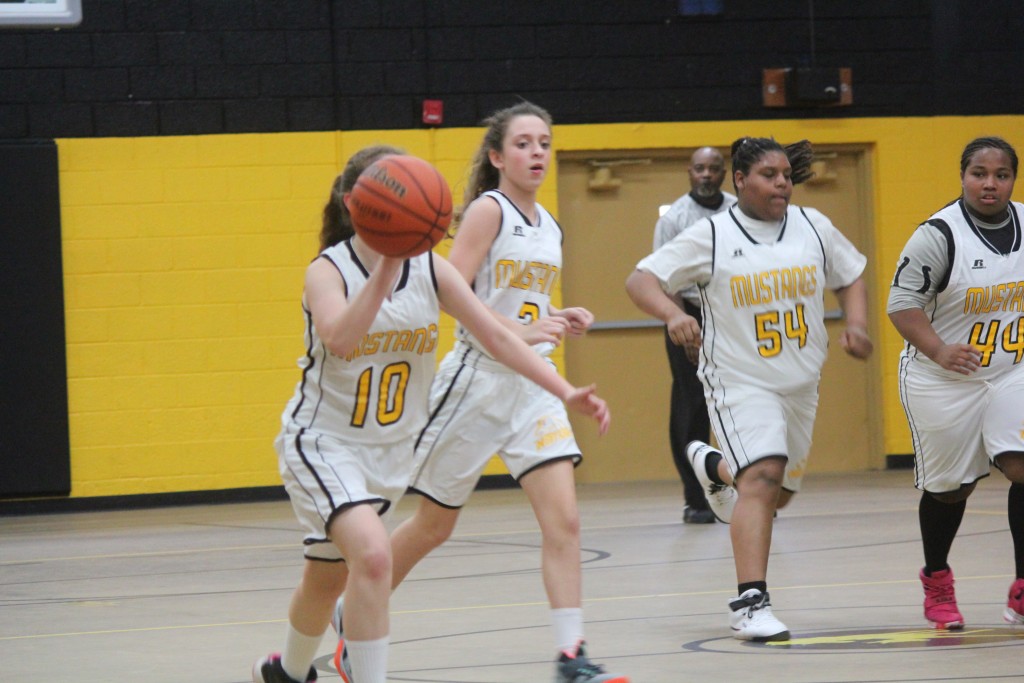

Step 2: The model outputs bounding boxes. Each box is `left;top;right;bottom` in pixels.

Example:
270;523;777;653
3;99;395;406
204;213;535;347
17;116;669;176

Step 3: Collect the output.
1;572;1014;642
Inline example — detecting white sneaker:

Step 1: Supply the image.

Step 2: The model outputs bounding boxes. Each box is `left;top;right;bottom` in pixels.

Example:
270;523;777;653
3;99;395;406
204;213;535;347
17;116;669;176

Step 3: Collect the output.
729;589;790;642
685;440;737;523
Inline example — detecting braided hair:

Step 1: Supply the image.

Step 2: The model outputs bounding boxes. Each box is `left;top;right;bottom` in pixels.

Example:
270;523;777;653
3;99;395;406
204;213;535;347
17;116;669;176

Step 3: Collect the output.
960;136;1018;176
729;137;815;190
318;144;404;252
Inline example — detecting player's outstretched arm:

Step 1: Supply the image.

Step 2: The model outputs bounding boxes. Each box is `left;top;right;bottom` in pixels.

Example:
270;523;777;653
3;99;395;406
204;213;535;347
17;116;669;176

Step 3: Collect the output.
435;254;610;434
305;254;404;358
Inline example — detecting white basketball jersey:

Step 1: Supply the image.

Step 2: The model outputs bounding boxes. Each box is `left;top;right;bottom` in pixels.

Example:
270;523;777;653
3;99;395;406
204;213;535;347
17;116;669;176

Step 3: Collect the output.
456;190;563;357
903;199;1024;380
699;205;854;393
281;240;440;444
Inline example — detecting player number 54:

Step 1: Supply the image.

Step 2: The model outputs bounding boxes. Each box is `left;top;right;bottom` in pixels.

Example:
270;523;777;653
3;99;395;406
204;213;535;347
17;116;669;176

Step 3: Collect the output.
754;304;808;358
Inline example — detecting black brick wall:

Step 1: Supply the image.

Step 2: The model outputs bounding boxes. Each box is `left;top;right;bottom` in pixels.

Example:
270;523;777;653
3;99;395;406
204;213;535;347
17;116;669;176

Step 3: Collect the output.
0;0;1020;138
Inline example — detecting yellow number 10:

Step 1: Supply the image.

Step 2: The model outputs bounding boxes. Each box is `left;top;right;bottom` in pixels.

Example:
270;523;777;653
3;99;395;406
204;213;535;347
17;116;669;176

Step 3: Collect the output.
351;362;411;427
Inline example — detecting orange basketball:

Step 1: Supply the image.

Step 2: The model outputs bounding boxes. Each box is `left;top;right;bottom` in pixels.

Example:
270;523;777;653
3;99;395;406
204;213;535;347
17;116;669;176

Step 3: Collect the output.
349;155;453;258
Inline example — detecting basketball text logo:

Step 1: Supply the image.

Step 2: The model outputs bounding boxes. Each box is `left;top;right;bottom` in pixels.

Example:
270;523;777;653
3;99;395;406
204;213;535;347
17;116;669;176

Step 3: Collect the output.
494;259;560;295
962;281;1024;314
364;166;407;198
729;265;818;308
342;324;439;361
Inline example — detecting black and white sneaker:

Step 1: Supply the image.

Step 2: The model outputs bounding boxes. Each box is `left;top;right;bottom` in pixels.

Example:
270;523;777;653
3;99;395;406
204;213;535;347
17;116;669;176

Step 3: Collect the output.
728;589;790;642
685;441;737;523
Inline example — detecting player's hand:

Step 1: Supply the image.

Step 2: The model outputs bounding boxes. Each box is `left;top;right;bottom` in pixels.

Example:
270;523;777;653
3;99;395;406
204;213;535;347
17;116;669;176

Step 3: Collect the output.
519;316;571;346
932;343;983;375
552;307;594;336
683;342;700;365
565;384;610;436
667;310;701;348
839;325;873;360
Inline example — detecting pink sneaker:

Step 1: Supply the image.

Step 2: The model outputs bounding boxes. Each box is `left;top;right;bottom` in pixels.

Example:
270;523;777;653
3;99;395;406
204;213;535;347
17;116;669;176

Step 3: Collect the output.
920;567;964;630
1005;578;1024;625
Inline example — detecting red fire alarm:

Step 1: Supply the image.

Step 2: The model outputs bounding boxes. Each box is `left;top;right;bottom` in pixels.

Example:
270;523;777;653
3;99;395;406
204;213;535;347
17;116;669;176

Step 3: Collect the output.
422;99;443;126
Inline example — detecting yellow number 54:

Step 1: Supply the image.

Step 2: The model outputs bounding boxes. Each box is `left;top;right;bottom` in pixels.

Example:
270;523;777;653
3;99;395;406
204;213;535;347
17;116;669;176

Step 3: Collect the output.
754;304;807;358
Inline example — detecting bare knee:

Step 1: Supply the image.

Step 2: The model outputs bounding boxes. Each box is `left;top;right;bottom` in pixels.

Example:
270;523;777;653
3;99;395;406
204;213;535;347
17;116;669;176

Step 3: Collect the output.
736;456;786;498
350;544;392;584
542;507;581;546
995;452;1024;484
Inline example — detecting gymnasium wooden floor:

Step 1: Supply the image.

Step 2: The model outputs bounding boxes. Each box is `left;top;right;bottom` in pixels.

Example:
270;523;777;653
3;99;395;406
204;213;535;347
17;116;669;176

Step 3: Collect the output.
2;470;1022;682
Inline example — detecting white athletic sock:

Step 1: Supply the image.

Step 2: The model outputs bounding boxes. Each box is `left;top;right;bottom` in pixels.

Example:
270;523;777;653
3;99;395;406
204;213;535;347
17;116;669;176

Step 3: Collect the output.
281;622;323;683
551;607;584;652
346;636;389;683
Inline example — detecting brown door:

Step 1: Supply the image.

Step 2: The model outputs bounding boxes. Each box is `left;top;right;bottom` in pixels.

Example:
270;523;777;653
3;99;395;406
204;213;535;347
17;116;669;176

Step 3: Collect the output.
556;147;880;484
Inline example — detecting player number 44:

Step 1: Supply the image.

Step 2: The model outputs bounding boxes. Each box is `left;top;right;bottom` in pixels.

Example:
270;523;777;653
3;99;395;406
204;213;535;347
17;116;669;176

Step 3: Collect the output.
968;317;1024;366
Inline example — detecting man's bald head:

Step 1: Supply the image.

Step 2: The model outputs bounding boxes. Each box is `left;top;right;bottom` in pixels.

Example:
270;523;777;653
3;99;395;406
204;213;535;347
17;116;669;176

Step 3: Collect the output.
688;147;727;199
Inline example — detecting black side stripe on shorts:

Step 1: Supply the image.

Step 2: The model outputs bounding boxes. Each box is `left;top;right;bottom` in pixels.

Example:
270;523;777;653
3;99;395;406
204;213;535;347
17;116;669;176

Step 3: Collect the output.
293;427;337;513
896;354;925;490
413;345;472;453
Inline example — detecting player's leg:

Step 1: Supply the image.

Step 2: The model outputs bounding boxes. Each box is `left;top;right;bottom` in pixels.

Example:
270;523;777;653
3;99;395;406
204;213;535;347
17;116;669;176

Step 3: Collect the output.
520;459;583;616
255;430;363;683
900;364;988;629
704;386;792;640
388;496;461;588
395;349;502;589
519;458;628;683
328;504;392;683
731;456;785;583
917;484;973;629
727;456;789;642
253;559;347;683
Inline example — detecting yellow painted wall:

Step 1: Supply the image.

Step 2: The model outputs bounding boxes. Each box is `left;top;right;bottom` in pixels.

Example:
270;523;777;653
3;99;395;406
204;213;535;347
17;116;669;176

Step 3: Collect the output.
56;115;1023;498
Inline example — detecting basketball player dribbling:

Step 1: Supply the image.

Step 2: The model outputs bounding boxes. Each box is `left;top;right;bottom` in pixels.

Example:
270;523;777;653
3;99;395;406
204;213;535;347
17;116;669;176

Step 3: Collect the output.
888;136;1024;630
331;102;630;683
626;137;872;642
252;144;610;683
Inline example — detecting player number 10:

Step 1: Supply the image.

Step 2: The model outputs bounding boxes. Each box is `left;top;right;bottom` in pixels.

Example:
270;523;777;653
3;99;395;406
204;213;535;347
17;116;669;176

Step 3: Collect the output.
351;362;411;427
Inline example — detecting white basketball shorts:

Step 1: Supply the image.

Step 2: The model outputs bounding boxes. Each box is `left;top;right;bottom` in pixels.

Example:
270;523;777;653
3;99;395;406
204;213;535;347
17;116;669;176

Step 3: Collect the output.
899;359;1024;494
275;424;413;561
706;381;819;492
409;344;581;508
